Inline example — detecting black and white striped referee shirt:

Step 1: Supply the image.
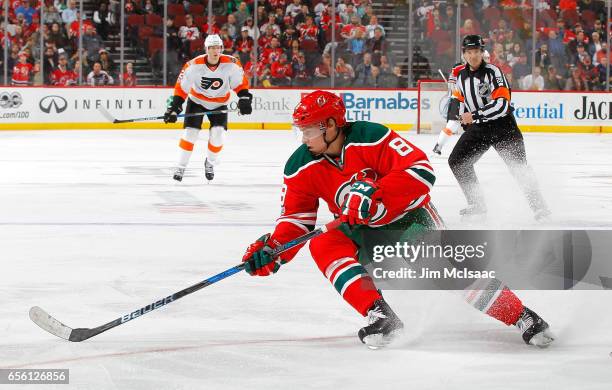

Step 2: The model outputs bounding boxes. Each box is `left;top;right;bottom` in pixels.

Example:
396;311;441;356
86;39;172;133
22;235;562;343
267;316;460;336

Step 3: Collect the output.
454;62;512;123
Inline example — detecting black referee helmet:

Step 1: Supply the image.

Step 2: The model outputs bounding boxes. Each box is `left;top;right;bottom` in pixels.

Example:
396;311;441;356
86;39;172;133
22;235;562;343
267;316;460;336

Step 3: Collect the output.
462;35;485;51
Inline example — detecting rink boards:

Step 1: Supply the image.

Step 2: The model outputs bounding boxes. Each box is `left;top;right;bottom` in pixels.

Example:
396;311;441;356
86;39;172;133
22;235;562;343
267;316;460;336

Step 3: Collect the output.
0;87;610;132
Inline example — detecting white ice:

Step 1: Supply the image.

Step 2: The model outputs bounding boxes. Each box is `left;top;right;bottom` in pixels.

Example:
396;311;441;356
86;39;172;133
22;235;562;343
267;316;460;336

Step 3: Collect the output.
1;130;611;389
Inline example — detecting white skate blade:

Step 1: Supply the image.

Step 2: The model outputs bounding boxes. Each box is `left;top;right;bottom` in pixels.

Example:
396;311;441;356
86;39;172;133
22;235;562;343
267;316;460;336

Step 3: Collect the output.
362;328;404;349
528;329;555;348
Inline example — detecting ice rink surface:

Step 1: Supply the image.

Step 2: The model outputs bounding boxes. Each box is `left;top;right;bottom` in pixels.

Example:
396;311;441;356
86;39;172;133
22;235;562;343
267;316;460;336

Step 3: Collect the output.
1;129;611;389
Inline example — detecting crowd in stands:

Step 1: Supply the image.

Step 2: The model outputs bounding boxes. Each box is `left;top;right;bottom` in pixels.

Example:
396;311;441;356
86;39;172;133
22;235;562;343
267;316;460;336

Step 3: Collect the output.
419;0;611;90
1;0;135;86
0;0;610;91
147;0;403;88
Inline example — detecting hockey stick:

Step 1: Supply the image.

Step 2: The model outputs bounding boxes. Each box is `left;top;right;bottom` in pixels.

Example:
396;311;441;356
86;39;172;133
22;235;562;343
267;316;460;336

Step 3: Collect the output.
98;106;238;124
437;68;448;83
29;219;342;342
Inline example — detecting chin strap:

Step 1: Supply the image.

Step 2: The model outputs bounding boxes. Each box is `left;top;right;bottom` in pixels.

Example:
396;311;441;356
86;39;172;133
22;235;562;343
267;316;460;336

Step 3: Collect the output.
323;123;343;149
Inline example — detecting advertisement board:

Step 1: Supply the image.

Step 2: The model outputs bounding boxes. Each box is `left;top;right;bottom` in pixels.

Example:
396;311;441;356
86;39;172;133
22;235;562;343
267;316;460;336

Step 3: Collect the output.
0;87;609;132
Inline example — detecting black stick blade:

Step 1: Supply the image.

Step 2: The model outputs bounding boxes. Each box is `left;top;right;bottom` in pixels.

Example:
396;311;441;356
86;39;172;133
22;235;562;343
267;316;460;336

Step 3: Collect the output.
69;328;98;342
29;306;74;341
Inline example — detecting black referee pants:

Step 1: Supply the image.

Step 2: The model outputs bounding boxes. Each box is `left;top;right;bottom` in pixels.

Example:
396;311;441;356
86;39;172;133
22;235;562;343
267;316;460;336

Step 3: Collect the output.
448;115;547;212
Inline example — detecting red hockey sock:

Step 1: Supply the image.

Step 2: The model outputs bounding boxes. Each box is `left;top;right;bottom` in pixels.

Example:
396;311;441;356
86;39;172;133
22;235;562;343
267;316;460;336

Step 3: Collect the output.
342;275;382;316
485;287;524;326
325;257;381;316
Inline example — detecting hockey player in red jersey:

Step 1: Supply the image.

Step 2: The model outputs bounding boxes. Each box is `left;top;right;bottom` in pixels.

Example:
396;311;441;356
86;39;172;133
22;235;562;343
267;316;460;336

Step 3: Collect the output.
164;34;252;182
241;90;554;349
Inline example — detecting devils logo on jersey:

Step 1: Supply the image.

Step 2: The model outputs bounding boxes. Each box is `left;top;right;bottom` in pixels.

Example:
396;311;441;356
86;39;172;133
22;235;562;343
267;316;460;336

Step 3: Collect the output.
200;77;224;90
333;168;387;224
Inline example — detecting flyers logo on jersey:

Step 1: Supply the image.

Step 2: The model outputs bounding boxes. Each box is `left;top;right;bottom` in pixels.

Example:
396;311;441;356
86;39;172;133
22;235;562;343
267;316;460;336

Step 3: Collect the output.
200;77;224;90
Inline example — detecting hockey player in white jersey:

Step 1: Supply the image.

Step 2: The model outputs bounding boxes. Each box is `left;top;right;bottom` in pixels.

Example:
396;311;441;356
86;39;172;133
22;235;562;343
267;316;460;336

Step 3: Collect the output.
165;34;253;181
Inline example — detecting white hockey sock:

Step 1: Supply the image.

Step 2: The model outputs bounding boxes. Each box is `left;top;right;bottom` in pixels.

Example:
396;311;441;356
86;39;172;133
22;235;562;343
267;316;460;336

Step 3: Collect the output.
436;120;461;148
177;127;200;168
206;126;226;166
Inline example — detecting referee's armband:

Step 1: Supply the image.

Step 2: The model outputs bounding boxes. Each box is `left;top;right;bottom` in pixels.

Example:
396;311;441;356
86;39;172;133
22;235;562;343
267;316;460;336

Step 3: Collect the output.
491;86;511;101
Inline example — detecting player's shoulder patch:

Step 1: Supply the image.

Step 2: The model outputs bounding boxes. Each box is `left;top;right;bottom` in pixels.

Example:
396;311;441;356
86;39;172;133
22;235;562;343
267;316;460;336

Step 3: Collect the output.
192;55;207;65
284;144;323;178
451;63;466;77
345;121;390;145
220;55;239;65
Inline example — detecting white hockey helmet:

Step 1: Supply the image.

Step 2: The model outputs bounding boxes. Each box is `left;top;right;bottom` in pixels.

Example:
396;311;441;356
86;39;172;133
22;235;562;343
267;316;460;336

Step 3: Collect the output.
205;34;224;50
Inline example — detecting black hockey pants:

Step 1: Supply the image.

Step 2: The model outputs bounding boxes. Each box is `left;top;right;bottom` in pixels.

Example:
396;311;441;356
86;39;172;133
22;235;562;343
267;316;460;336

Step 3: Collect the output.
448;115;547;212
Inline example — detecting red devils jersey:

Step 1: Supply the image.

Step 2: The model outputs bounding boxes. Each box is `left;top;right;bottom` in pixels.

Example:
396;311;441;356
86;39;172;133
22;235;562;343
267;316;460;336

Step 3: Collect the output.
271;61;293;78
260;47;284;64
11;62;33;85
270;121;435;262
50;67;77;86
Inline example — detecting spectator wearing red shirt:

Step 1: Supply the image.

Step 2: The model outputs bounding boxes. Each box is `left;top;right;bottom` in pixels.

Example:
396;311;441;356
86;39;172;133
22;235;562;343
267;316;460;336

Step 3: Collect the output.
298;15;318;43
314;53;331;85
202;15;220;36
219;26;234;55
268;0;287;9
121;62;137;86
578;55;599;89
335;56;355;87
558;0;577;11
270;53;293;86
69;11;94;38
341;15;366;40
244;51;265;81
320;5;342;32
235;26;254;65
50;53;78;86
11;51;34;86
260;36;284;64
258;25;277;49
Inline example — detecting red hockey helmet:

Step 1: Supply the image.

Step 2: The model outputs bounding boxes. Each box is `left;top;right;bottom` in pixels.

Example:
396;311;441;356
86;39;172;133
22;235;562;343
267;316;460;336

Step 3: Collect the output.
292;90;347;129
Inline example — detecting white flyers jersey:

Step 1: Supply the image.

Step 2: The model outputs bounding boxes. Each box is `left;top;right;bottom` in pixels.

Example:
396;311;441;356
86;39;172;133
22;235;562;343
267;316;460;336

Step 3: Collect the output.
173;54;249;109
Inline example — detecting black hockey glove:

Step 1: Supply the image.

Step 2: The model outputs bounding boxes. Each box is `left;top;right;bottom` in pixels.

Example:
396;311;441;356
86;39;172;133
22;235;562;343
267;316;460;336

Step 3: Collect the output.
164;95;185;123
237;90;253;115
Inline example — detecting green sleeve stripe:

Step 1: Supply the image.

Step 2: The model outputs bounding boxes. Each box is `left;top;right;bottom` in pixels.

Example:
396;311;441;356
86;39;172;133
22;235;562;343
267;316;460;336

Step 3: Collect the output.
407;167;436;189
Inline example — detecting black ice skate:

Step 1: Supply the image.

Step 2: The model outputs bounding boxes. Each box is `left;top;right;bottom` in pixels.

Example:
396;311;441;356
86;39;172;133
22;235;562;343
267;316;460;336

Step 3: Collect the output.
204;159;214;181
173;167;185;182
515;306;555;348
358;299;404;349
432;143;442;155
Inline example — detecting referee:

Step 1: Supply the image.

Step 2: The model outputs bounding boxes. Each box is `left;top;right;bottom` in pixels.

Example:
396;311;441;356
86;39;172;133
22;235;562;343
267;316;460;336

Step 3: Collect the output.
448;35;550;221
